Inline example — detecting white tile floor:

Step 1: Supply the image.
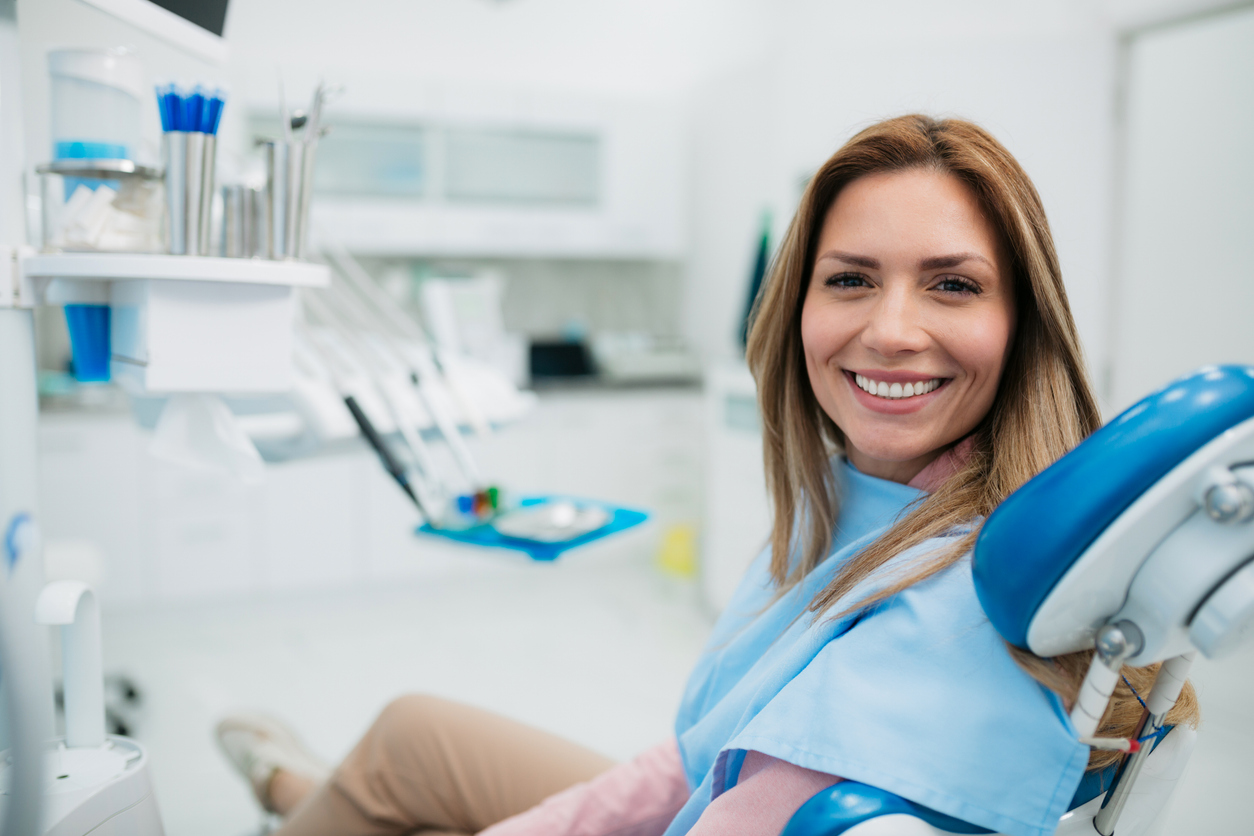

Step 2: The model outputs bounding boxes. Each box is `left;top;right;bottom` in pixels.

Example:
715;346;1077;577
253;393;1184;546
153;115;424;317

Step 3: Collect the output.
99;535;713;836
98;535;1254;836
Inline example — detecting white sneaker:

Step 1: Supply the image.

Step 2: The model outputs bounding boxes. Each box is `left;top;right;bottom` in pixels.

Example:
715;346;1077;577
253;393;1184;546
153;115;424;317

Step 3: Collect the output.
215;712;332;812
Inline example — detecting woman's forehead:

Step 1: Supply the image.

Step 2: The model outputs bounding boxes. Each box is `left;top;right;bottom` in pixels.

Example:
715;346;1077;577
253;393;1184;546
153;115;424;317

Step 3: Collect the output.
816;169;1005;267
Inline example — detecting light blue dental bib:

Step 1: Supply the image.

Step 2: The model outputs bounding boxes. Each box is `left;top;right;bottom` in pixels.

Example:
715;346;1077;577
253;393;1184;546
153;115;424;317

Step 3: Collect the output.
666;461;1088;836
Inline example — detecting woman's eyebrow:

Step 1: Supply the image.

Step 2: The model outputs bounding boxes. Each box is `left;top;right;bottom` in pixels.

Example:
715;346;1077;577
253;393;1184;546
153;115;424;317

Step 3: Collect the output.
816;250;880;269
919;252;993;270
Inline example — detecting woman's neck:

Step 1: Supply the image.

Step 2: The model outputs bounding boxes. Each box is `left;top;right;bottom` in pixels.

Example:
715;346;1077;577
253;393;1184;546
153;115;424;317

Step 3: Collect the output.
845;448;942;485
846;437;975;490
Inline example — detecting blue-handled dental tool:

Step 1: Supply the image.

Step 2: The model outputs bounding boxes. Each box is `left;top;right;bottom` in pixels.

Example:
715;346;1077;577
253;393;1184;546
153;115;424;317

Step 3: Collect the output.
156;84;179;132
183;86;206;133
205;91;226;136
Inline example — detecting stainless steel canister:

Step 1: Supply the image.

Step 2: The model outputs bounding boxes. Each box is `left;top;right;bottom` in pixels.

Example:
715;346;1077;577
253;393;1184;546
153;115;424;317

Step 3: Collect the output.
262;140;289;259
221;183;250;257
163;131;187;254
293;141;317;258
183;131;206;255
199;134;216;253
164;131;215;255
261;139;316;260
250;185;267;257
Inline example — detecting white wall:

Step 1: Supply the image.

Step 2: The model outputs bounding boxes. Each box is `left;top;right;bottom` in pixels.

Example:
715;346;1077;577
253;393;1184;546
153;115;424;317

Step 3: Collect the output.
222;0;771;107
685;1;1120;387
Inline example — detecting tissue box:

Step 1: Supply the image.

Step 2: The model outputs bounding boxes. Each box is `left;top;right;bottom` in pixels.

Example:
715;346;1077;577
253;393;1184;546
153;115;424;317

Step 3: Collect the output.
110;278;295;392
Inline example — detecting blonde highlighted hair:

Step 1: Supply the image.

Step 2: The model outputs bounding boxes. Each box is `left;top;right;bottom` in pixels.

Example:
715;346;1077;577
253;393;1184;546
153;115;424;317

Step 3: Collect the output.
745;115;1196;769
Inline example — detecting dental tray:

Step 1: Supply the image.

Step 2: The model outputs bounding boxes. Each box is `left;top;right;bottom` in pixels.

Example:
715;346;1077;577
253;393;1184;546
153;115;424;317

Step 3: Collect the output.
417;496;648;561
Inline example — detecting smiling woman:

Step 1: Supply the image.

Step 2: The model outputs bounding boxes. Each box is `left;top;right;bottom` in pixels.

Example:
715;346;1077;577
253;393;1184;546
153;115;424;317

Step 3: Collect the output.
801;168;1017;484
746;115;1196;770
747;115;1095;597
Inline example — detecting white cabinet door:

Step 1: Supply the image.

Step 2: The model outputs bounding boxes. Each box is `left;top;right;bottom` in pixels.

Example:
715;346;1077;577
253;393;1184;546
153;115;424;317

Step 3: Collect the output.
1110;7;1254;412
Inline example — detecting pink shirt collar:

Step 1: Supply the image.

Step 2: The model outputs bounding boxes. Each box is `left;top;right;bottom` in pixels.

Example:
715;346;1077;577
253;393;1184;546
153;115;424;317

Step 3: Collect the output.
906;436;975;493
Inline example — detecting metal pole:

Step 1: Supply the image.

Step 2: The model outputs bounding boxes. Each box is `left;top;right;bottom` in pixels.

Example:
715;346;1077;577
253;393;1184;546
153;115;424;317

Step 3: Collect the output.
1094;653;1196;835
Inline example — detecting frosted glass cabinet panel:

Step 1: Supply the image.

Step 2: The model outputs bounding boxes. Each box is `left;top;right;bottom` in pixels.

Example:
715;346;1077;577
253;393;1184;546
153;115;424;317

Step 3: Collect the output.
314;123;427;198
445;129;599;206
280;98;686;258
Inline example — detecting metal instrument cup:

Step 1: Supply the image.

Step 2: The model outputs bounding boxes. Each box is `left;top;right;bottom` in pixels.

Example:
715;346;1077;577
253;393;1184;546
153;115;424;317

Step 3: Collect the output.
163;131;216;255
261;139;315;260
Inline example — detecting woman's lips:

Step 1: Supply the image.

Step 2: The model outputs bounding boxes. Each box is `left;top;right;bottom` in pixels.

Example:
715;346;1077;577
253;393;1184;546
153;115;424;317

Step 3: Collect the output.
843;369;950;414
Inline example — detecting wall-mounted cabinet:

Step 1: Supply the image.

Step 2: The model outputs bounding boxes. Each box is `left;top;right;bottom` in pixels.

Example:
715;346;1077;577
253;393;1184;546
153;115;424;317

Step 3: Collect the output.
253;99;687;259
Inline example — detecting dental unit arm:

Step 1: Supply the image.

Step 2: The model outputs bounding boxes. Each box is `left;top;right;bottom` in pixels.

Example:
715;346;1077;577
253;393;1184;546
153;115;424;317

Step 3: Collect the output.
781;365;1254;836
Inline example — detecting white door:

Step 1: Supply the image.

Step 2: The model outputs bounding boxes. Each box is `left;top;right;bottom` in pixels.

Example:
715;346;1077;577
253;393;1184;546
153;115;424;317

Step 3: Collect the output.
1110;6;1254;412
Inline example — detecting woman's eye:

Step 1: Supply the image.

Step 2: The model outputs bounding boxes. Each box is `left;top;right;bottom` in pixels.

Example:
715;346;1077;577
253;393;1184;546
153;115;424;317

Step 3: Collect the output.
934;276;980;295
823;272;870;289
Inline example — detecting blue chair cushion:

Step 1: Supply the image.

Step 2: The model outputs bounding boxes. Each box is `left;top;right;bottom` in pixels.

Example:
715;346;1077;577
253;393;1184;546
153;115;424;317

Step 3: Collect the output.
972;365;1254;649
779;753;1142;836
780;783;996;835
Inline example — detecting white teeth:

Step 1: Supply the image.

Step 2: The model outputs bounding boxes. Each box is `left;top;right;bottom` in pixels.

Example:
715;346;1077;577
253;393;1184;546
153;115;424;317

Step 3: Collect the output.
853;374;943;400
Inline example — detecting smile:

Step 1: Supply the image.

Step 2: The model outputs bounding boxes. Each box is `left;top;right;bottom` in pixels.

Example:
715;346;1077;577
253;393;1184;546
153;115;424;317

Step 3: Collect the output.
853;373;944;400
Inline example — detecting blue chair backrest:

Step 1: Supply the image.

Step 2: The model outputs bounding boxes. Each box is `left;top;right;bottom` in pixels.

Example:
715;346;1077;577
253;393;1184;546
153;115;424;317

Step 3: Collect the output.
972;365;1254;649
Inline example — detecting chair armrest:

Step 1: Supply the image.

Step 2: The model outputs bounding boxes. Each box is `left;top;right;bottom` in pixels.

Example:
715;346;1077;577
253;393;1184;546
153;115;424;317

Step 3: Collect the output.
780;782;995;836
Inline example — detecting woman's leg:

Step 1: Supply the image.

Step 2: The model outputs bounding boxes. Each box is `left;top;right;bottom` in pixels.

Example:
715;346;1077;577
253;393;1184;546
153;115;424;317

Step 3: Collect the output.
273;694;617;836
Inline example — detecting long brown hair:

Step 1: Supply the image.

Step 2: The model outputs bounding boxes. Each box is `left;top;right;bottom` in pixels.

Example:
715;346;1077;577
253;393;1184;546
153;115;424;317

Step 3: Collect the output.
745;114;1197;770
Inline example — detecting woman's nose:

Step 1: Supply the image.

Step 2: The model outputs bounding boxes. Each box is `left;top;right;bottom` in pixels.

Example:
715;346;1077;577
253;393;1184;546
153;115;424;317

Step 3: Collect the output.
860;286;929;356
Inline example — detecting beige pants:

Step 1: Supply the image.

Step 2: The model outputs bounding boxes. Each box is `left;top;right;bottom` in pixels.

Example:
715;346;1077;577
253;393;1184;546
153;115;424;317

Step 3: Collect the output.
274;694;617;836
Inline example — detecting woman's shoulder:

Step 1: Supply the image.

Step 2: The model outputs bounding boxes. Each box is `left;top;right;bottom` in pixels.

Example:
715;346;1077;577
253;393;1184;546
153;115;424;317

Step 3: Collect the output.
864;520;984;593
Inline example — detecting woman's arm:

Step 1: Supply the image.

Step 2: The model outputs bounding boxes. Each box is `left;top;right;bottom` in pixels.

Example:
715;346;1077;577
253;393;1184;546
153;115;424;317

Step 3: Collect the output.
478;738;690;836
686;751;841;836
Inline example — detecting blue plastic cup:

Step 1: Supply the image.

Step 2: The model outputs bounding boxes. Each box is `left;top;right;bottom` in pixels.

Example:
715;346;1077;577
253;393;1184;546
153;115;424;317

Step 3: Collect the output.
63;304;111;383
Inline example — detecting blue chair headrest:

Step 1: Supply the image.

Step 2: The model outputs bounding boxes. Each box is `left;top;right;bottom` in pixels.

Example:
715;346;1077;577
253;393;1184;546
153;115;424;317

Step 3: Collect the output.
973;365;1254;649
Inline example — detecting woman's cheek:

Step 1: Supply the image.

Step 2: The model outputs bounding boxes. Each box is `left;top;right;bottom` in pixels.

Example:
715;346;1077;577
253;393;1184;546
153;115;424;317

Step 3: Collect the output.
940;313;1013;380
800;297;851;363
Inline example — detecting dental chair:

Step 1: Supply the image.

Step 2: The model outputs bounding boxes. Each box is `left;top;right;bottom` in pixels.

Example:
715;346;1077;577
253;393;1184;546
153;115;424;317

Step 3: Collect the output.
781;365;1254;836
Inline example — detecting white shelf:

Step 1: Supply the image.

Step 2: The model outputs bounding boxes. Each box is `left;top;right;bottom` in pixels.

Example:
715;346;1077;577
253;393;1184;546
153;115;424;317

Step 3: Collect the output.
20;253;329;288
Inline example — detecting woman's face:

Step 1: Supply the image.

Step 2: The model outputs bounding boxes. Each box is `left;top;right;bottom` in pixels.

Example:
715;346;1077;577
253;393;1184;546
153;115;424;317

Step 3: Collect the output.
800;168;1016;484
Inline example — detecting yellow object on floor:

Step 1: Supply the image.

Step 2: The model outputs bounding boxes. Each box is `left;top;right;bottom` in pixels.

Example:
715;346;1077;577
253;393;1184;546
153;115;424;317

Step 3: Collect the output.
656;523;699;579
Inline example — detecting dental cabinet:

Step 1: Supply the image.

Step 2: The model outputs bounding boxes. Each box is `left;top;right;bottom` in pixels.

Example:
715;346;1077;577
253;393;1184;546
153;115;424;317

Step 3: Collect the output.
285;99;687;259
24;253;328;393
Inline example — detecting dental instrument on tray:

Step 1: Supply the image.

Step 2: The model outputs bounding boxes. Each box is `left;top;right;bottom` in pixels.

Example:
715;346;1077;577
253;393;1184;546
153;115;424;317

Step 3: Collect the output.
297;296;444;520
320;234;495;440
318;237;490;477
325;277;484;486
301;286;505;528
296;249;637;547
345;389;422;510
296;322;437;520
316;284;449;478
301;256;648;552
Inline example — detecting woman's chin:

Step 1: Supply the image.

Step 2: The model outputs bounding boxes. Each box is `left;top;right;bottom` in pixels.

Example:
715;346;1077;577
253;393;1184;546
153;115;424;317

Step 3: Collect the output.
844;439;944;474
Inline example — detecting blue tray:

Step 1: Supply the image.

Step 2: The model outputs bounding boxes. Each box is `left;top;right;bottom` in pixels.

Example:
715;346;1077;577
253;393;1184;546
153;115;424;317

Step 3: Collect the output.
417;496;649;561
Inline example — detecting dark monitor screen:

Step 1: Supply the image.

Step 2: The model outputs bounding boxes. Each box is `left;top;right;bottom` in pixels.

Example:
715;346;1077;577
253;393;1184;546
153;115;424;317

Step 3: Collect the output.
149;0;229;37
